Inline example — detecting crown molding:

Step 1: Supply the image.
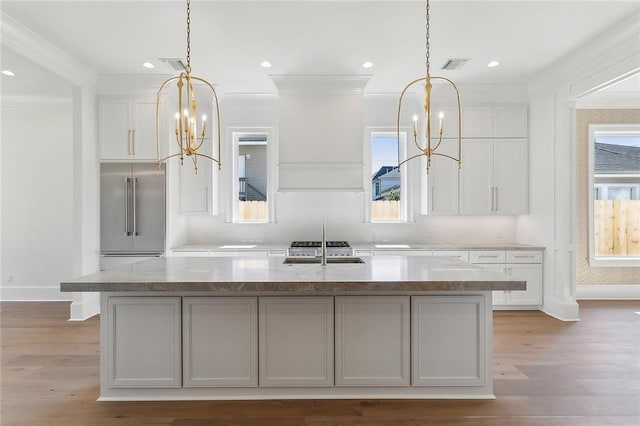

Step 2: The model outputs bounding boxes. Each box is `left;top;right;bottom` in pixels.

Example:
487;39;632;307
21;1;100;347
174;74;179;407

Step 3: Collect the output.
1;11;97;88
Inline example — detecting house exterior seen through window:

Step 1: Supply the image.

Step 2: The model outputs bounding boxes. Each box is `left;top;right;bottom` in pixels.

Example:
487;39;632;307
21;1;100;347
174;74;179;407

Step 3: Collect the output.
588;125;640;265
370;132;405;221
234;133;268;222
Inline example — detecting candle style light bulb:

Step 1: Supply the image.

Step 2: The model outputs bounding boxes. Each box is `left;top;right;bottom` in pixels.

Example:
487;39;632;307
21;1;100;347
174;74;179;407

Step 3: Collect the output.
438;111;444;134
412;114;418;136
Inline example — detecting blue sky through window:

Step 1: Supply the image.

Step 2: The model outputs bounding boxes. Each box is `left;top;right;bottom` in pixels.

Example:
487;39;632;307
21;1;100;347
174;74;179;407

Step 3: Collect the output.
371;135;398;178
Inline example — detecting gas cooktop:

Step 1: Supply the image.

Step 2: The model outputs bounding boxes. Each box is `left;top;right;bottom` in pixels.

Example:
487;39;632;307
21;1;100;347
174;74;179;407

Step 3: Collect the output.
290;241;350;248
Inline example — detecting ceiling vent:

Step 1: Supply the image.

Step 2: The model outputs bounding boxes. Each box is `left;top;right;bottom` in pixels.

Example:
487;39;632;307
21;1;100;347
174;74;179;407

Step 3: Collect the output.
158;58;186;71
441;58;470;71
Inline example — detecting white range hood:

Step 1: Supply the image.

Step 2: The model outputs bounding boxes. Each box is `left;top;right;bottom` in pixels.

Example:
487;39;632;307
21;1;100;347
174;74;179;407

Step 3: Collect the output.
271;75;371;192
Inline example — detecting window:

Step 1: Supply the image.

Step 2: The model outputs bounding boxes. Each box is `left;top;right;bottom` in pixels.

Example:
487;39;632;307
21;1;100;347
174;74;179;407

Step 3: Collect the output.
588;124;640;266
368;131;408;222
232;131;270;222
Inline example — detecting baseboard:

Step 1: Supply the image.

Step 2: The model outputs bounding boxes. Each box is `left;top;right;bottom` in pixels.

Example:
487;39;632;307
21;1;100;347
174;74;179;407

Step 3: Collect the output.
0;286;72;301
576;284;640;300
542;296;580;321
69;293;100;321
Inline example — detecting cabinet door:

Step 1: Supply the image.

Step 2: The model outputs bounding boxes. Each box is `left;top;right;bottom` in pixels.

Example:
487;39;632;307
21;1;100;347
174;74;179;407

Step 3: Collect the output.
494;106;527;138
460;139;493;214
183;297;258;387
106;296;181;388
412;295;487;386
131;101;158;160
506;264;542;306
100;100;132;159
335;296;410;386
493;139;527;214
462;107;493;138
259;297;334;387
428;139;460;214
180;159;212;214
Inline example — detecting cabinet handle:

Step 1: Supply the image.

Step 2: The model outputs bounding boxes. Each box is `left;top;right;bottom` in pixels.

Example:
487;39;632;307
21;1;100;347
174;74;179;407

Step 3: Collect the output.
131;129;136;155
495;187;498;211
127;130;132;156
430;185;434;212
478;255;499;258
514;255;534;259
205;187;209;210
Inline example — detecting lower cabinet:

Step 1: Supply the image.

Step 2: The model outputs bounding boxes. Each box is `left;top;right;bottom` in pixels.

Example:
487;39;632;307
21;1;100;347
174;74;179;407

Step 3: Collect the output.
259;296;334;387
183;297;258;387
470;250;543;309
105;296;182;388
335;296;410;386
103;294;491;393
412;296;486;386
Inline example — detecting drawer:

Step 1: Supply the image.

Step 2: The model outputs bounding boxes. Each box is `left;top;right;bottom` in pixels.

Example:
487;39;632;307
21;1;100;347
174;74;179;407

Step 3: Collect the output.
374;250;433;256
506;250;542;264
469;250;506;264
432;250;469;262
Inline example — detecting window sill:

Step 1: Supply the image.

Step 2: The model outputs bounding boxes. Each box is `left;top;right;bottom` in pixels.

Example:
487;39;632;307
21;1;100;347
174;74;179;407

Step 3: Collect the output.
588;257;640;268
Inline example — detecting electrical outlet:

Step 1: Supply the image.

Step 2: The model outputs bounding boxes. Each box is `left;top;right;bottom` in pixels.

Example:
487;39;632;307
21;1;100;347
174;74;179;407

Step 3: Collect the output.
7;273;14;283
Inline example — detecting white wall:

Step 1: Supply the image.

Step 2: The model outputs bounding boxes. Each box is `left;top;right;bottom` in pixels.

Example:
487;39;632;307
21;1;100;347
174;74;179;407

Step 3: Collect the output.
1;101;75;300
518;13;640;320
181;91;524;245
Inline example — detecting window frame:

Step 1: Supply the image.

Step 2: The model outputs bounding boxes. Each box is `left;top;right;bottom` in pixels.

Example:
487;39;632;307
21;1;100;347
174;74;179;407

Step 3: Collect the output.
587;123;640;267
365;128;411;223
228;127;275;224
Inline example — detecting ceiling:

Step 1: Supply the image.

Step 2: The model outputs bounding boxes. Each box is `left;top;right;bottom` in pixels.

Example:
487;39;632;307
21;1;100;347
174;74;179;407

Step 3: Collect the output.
1;1;639;95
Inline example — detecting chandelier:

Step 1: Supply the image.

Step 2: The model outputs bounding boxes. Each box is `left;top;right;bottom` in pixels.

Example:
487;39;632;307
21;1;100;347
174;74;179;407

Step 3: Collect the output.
156;0;221;173
396;0;462;174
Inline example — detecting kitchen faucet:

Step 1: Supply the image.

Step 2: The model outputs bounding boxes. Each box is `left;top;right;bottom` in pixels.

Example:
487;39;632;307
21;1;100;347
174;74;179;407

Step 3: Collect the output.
321;220;327;266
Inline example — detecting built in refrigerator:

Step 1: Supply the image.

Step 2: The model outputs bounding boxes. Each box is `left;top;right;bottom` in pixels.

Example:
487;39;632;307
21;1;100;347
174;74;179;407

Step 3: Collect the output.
100;163;165;269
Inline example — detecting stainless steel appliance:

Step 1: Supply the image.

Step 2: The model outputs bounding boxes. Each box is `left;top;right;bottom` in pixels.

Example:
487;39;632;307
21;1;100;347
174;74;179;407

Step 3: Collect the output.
100;163;166;261
288;241;353;257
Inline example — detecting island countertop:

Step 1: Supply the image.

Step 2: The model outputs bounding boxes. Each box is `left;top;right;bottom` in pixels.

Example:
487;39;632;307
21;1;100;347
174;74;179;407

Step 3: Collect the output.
61;255;525;293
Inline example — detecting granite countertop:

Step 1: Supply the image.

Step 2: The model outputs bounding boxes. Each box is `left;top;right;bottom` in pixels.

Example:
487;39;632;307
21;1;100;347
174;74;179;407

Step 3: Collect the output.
61;255;525;293
172;242;544;252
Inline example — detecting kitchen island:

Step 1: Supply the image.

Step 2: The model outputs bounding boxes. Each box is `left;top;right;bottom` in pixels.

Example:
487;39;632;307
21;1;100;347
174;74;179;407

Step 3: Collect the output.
61;255;524;401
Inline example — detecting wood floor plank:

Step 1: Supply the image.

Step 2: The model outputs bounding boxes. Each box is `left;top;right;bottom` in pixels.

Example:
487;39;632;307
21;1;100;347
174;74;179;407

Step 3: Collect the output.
1;300;639;425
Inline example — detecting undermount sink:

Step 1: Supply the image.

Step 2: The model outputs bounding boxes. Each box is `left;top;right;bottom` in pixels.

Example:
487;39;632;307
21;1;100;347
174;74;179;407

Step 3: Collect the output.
283;257;365;264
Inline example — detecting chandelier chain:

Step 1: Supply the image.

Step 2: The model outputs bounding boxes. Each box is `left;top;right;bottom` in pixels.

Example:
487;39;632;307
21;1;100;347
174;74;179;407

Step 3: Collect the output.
186;0;191;73
425;0;430;75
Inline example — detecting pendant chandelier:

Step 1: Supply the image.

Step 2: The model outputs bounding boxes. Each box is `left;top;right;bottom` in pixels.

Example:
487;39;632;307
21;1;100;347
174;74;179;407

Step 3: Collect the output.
396;0;462;174
156;0;221;174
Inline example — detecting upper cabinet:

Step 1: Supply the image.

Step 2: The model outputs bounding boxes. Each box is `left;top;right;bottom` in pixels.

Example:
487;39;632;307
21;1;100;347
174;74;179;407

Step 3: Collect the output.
100;98;165;161
427;105;528;215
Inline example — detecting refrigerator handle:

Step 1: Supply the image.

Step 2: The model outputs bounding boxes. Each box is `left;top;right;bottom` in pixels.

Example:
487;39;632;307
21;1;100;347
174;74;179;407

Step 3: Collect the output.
133;177;138;236
124;178;131;236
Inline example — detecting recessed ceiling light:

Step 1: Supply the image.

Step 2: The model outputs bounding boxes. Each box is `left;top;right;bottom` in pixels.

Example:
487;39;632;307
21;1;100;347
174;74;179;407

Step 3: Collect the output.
488;60;500;68
2;70;16;76
260;61;272;68
362;61;374;69
142;62;155;69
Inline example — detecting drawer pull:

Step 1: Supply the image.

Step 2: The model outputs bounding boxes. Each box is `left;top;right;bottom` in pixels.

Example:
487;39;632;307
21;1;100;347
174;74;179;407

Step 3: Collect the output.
479;255;498;258
514;255;534;258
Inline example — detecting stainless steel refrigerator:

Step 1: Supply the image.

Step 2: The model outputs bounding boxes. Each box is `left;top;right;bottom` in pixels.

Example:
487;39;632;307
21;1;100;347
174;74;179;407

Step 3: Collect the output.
100;163;166;259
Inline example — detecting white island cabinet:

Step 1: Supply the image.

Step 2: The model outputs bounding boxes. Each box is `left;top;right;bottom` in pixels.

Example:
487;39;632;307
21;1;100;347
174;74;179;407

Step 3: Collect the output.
62;256;525;401
259;297;334;387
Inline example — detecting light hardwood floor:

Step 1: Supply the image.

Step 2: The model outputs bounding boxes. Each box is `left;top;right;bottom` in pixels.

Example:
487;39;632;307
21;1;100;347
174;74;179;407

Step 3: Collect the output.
1;300;639;425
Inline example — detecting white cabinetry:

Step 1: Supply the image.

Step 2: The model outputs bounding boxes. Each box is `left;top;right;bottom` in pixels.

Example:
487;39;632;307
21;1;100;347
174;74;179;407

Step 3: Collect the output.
428;105;528;215
100;98;163;160
412;295;487;386
470;250;542;309
104;296;181;388
427;139;461;215
460;138;527;214
259;297;334;387
335;296;410;386
183;297;258;387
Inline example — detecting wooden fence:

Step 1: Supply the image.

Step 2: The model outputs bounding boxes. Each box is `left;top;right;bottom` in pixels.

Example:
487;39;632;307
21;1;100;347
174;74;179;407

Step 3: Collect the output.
238;201;267;221
594;200;640;256
372;200;400;221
